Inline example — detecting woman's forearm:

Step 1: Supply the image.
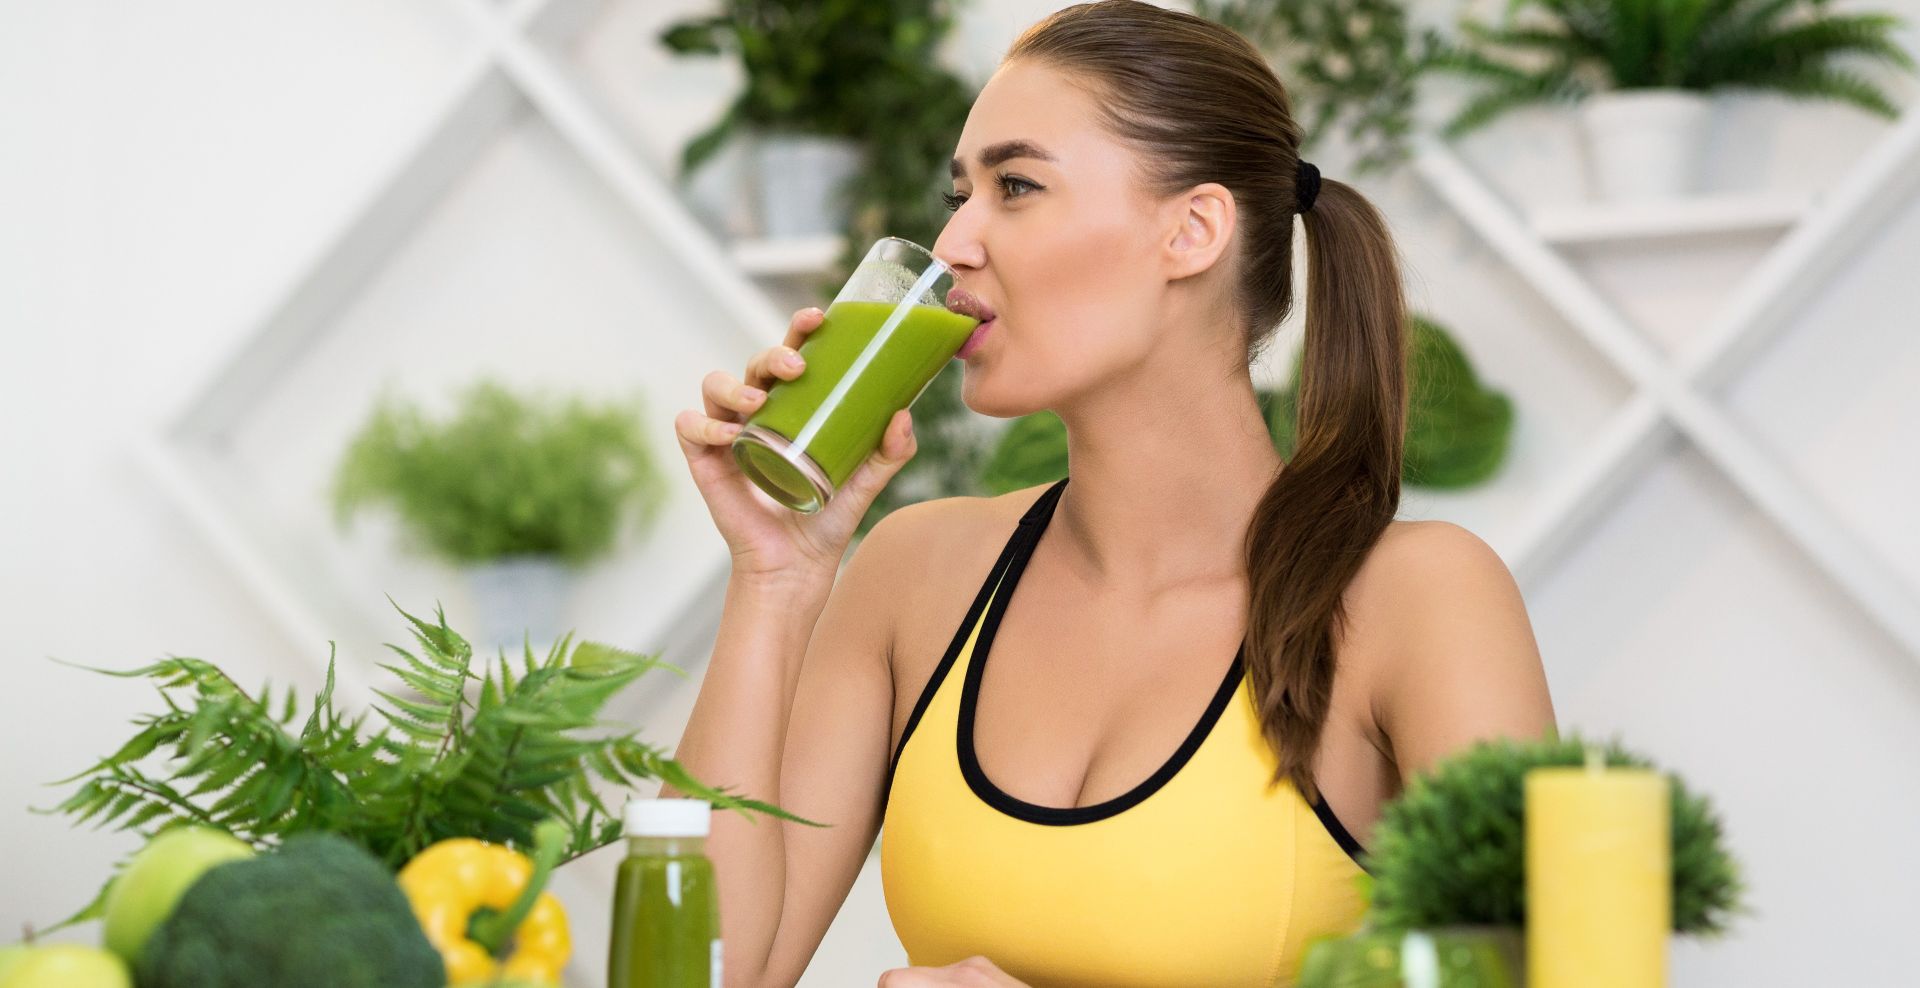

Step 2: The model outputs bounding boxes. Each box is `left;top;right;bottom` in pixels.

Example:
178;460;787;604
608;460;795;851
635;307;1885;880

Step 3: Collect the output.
656;568;835;987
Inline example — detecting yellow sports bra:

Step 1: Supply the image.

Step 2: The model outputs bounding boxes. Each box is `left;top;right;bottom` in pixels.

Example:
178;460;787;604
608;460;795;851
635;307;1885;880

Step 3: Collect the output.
880;476;1370;987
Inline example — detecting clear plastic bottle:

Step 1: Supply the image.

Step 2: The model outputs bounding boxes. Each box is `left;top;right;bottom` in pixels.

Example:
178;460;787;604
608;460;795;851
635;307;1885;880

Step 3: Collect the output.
609;798;723;988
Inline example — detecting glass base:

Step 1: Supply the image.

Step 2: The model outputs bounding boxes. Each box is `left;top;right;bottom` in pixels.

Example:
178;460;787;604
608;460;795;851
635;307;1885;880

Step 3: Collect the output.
731;423;833;514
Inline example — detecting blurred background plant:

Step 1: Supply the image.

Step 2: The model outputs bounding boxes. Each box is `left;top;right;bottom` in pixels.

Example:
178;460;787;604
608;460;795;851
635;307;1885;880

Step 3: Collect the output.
332;378;666;568
1192;0;1445;174
333;379;669;652
1427;0;1916;138
1265;314;1515;489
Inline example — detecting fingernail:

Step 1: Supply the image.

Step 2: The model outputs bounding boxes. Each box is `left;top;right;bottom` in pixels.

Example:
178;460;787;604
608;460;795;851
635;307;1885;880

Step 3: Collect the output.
808;307;825;318
784;353;804;368
720;422;743;436
741;386;766;401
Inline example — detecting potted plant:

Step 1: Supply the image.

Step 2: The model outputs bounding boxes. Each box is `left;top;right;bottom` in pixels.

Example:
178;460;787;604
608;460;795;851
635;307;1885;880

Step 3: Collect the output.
332;378;667;653
660;0;963;240
1296;735;1747;987
1429;0;1915;200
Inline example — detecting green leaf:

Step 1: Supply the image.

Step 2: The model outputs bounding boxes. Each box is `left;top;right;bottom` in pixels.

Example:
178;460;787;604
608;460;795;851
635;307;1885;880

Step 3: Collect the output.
38;873;115;934
302;652;338;739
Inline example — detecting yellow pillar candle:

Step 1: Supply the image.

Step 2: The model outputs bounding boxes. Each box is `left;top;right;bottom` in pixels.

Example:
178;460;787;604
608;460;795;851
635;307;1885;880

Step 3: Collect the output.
1525;749;1671;988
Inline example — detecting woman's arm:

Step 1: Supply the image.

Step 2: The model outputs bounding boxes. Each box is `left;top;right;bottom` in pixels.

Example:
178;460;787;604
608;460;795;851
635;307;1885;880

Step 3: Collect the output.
1369;521;1558;785
659;502;928;988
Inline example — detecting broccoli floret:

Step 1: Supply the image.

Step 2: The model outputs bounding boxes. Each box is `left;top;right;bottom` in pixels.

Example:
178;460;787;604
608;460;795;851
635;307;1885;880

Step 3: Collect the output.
137;832;445;988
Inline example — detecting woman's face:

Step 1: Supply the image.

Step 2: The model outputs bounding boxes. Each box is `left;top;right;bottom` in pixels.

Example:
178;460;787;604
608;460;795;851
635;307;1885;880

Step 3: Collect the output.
934;60;1237;418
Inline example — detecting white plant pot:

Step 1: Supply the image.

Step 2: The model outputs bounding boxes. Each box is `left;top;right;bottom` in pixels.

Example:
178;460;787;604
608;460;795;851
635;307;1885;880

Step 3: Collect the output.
1577;89;1714;201
680;137;759;239
749;129;865;239
462;554;575;656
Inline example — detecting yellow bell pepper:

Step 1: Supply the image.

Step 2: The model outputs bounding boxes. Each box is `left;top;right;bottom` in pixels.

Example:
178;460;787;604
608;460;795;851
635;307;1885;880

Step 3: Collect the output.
397;821;571;986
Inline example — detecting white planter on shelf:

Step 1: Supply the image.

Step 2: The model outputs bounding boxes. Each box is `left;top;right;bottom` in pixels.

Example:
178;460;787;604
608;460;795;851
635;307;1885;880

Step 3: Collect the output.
462;554;575;656
1576;88;1714;201
749;129;865;239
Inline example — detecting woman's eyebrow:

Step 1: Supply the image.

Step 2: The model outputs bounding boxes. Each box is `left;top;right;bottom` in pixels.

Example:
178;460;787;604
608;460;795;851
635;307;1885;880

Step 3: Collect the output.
950;140;1057;179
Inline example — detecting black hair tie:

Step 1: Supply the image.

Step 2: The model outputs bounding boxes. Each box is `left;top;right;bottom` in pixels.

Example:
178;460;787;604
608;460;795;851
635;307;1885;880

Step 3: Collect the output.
1295;159;1321;214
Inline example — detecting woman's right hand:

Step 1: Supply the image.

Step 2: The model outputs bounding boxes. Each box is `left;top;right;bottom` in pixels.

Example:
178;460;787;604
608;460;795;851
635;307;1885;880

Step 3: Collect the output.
674;305;919;584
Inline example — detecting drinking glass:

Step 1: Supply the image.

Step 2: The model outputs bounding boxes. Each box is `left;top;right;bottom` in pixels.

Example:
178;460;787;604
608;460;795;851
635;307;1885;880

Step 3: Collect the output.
731;237;978;512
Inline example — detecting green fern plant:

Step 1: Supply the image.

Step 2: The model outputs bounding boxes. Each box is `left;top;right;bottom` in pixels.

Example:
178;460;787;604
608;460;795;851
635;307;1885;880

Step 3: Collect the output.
1365;734;1746;936
1431;0;1916;138
333;378;667;566
40;599;821;927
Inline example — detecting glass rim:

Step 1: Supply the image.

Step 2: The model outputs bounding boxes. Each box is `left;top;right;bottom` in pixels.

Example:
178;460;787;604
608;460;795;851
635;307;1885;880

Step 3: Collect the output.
875;235;953;276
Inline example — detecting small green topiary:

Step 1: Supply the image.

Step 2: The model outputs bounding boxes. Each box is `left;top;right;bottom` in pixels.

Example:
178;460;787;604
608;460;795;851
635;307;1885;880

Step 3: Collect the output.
332;378;666;566
1365;734;1746;936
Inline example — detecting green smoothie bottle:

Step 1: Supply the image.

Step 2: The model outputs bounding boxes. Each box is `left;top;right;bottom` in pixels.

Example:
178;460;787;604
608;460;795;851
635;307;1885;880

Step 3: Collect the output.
732;237;977;513
609;798;722;988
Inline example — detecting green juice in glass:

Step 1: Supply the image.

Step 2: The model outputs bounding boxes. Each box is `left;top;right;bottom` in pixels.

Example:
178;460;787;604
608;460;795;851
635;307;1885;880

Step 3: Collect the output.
609;800;722;988
733;298;978;512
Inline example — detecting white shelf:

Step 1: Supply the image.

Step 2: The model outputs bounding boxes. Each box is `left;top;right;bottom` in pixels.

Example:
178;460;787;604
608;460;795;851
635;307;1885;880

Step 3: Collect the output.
1530;192;1811;245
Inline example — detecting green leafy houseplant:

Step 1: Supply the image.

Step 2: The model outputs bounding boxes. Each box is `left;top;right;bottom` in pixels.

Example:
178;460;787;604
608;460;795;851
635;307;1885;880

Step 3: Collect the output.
1364;734;1746;935
660;0;912;187
333;378;666;567
976;314;1514;494
1267;314;1514;489
1429;0;1916;138
1193;0;1446;174
40;600;822;928
659;0;975;265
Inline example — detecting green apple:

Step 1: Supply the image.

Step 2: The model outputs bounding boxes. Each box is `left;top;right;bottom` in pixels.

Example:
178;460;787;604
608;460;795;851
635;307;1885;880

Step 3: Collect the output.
0;945;30;983
101;826;255;964
0;944;132;988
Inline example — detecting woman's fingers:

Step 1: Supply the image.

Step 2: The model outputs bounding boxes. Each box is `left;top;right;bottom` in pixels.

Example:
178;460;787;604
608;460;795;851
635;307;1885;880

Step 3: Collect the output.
674;406;742;451
680;306;827;458
700;369;765;423
744;344;807;393
783;306;827;351
746;306;827;390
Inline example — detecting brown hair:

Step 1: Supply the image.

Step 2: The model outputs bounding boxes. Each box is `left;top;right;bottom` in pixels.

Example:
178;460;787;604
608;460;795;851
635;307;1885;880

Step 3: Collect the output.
1007;0;1409;803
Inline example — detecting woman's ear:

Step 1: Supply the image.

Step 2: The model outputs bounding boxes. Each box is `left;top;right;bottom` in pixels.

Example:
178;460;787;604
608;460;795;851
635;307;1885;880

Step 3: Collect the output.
1163;182;1236;280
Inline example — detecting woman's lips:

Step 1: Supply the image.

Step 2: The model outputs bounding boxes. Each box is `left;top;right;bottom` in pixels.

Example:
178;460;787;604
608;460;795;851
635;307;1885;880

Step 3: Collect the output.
956;318;995;359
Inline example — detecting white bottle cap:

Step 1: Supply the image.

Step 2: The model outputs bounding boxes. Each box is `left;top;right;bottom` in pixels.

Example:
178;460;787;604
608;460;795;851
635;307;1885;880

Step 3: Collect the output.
624;797;712;837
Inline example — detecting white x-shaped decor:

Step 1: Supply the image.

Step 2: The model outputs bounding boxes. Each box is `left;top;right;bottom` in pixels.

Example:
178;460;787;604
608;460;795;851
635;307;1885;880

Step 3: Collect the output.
134;0;780;714
1409;107;1920;664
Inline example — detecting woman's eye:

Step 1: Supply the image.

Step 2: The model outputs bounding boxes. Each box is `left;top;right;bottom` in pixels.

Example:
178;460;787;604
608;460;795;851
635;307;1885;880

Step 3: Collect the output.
942;174;1039;212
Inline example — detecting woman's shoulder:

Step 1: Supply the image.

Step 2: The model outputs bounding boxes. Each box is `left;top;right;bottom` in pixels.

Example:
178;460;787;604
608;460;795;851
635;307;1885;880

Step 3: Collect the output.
858;481;1056;555
1341;518;1526;696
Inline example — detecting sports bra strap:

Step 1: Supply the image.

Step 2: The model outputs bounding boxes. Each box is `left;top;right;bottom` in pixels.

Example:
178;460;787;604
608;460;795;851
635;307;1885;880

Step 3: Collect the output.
1018;476;1070;527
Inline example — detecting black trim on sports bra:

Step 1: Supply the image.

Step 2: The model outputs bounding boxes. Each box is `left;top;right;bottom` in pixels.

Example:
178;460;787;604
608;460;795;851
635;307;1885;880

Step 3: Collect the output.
882;482;1058;812
884;476;1370;869
955;477;1243;825
1309;791;1370;868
